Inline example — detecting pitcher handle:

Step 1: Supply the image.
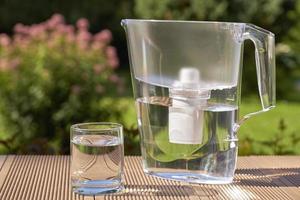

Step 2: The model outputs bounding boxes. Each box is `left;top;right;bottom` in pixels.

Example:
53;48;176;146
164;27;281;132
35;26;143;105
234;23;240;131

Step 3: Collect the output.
238;24;276;127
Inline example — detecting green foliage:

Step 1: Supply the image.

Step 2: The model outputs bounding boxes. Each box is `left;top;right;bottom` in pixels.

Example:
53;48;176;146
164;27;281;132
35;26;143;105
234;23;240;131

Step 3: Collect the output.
0;14;126;154
135;0;282;22
135;0;283;23
239;99;300;155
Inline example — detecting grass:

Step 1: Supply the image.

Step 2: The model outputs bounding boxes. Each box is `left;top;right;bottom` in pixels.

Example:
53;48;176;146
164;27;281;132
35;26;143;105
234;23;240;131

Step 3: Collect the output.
240;100;300;139
239;99;300;154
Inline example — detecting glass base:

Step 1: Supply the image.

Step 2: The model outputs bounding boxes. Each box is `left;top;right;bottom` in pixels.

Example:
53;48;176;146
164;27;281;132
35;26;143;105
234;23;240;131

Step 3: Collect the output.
72;180;123;196
145;170;233;184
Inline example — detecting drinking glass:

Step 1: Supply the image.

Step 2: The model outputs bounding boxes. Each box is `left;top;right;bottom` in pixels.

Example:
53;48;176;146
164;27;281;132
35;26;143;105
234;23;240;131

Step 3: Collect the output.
70;122;124;195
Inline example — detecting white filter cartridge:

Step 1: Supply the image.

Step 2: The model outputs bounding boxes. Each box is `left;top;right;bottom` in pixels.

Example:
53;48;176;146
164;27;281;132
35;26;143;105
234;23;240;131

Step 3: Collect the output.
169;100;204;144
168;67;206;144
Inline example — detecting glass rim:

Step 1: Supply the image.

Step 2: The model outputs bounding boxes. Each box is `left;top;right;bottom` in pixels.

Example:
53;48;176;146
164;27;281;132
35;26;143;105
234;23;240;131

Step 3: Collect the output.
71;122;123;133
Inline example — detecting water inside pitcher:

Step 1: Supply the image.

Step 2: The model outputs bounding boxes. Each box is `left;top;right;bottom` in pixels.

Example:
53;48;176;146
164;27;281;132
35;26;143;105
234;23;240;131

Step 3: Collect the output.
122;20;275;184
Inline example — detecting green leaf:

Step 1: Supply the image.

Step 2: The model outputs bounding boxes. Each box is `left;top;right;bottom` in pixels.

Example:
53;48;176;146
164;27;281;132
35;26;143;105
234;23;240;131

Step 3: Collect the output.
148;128;206;162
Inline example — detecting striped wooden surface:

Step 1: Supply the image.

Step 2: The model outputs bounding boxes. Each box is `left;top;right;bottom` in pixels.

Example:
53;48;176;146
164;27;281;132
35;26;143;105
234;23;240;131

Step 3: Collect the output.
0;156;299;200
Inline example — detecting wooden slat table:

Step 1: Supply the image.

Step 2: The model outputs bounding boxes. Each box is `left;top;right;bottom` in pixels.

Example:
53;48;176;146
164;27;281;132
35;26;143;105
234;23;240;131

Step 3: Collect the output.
0;156;299;200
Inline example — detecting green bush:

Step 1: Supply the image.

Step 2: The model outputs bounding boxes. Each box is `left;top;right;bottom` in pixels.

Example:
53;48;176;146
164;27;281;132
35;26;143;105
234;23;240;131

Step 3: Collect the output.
0;14;127;154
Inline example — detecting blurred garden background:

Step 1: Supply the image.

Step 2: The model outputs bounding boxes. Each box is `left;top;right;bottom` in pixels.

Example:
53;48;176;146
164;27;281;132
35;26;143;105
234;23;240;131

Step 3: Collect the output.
0;0;299;155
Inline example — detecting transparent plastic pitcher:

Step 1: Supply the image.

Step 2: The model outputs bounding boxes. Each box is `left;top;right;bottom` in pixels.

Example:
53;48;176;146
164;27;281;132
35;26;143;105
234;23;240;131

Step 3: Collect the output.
121;20;275;184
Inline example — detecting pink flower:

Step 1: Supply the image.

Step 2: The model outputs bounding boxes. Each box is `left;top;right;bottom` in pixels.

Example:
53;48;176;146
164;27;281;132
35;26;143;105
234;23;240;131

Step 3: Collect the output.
106;46;117;58
94;29;112;43
47;13;65;29
91;41;105;50
105;46;119;68
29;24;46;38
57;24;74;35
14;23;29;35
77;30;91;41
76;30;91;49
76;18;89;30
13;35;29;48
93;64;104;74
65;25;75;35
54;24;75;42
108;57;119;69
56;24;75;42
0;34;10;46
10;58;20;70
66;33;75;43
